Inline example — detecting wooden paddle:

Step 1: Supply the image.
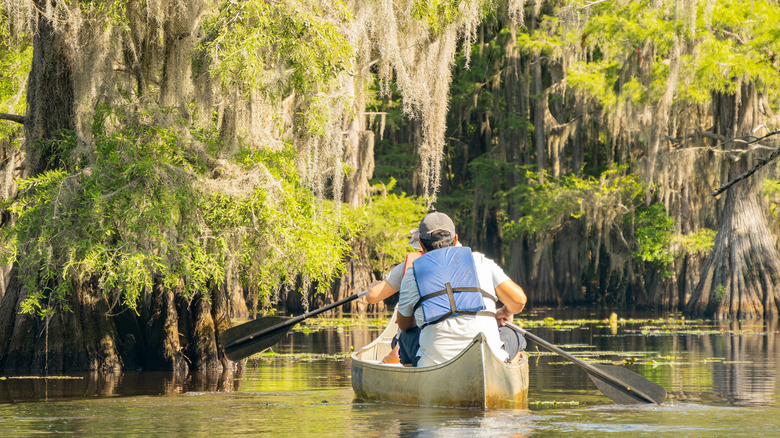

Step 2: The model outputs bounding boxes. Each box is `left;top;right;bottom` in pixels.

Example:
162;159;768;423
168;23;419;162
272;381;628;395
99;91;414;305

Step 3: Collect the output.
506;322;667;404
221;289;368;361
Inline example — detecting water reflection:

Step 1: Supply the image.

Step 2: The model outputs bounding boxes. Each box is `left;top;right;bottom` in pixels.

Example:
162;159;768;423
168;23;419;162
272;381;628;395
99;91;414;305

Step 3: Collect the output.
273;324;379;356
703;320;777;406
0;310;778;410
0;368;243;403
527;312;780;408
0;310;779;436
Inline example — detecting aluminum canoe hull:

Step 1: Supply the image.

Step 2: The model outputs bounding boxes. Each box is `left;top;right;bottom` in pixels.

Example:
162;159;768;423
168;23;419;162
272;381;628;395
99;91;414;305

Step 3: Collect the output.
350;315;529;409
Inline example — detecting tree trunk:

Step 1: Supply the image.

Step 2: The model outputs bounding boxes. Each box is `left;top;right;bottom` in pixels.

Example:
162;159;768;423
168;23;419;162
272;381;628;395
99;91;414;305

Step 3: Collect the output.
343;122;375;207
24;0;75;175
687;83;780;319
532;51;546;180
330;237;373;315
334;101;376;314
528;238;560;306
0;138;23;298
159;1;206;113
0;272;123;373
555;220;584;304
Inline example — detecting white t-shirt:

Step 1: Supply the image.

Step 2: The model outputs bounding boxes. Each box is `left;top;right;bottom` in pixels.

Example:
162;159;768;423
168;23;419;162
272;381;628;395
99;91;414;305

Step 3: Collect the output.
397;250;510;367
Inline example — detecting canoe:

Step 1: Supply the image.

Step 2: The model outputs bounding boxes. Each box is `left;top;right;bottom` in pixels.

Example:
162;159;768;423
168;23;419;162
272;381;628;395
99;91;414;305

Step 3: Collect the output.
350;313;529;409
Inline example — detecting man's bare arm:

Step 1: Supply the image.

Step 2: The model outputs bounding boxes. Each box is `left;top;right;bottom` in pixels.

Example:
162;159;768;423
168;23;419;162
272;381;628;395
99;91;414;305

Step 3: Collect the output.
495;279;527;315
366;280;398;304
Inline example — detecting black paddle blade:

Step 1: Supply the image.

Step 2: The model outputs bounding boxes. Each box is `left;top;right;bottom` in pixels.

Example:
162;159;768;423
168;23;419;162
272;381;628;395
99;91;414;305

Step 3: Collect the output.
221;316;291;361
587;364;667;404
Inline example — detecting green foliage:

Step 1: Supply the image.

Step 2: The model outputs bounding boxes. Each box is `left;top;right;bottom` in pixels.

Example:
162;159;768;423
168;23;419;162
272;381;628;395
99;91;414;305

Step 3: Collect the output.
565;0;780;107
199;0;353;135
567;60;620;109
692;0;780;94
1;103;354;317
713;284;726;304
503;166;644;240
517;15;577;57
563;1;678;108
632;203;676;277
764;179;780;217
410;0;492;36
34;129;81;172
0;5;31;137
678;229;717;255
362;179;426;273
77;0;128;25
371;141;418;190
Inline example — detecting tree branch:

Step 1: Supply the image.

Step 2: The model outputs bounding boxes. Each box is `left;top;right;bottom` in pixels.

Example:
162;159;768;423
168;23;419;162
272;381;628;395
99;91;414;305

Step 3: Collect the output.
0;112;25;125
576;0;609;10
712;130;780;196
666;130;726;146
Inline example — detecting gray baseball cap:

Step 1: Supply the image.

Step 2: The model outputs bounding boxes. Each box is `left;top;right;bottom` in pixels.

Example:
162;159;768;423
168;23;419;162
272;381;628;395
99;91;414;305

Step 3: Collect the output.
418;212;456;240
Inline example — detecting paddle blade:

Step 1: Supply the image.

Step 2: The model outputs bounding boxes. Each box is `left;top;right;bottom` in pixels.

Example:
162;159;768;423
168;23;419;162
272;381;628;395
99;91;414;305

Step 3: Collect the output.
587;364;667;404
221;316;291;361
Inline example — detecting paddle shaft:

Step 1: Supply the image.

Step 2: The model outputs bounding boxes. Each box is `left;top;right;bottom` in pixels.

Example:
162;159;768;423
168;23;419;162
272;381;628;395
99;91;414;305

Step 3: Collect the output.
225;289;368;350
507;322;658;404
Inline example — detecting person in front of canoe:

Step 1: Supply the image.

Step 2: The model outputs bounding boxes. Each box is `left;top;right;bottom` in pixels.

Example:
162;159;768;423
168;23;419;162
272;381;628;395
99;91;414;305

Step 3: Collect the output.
366;228;465;304
365;228;424;363
367;228;470;363
395;211;527;367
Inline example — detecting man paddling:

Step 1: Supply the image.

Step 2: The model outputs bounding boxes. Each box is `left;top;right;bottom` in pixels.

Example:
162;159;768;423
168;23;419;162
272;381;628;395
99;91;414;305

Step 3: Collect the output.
365;228;424;305
395;211;527;367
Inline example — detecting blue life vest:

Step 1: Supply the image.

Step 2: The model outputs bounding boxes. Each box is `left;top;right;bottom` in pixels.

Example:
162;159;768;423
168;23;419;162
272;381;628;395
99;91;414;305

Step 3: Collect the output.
412;246;496;326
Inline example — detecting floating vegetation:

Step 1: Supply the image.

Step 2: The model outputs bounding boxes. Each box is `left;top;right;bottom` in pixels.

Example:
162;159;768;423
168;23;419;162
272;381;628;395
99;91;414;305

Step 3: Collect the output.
290;317;391;334
702;358;727;363
247;351;352;363
516;315;773;338
528;400;581;410
0;376;83;380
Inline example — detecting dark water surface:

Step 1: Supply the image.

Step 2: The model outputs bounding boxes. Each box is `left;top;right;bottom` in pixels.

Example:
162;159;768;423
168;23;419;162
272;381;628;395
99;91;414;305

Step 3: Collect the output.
1;308;779;436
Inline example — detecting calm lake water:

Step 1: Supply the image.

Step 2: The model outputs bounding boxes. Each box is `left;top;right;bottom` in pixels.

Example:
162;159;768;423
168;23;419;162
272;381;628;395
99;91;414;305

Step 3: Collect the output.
1;308;779;436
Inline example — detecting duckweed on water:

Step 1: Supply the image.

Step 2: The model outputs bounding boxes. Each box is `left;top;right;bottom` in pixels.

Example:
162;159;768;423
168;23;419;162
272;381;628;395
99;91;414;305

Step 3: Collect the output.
290;317;391;334
0;376;84;380
528;400;580;410
249;351;352;362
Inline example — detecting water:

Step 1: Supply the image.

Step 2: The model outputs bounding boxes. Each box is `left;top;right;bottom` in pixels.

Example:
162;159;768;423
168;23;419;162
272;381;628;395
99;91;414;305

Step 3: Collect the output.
1;308;779;436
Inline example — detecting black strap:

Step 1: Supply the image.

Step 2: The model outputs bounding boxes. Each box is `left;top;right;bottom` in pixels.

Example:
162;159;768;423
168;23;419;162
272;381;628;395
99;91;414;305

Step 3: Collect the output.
413;284;497;329
413;287;496;311
445;282;457;314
